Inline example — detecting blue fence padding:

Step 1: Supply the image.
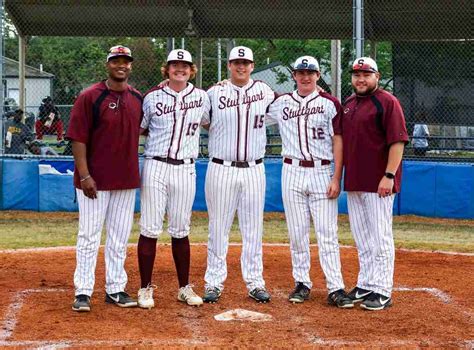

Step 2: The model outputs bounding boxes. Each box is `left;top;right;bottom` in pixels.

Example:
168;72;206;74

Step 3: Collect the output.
435;163;474;219
400;162;437;216
1;159;39;210
39;174;77;211
264;160;284;212
1;158;473;218
192;160;208;211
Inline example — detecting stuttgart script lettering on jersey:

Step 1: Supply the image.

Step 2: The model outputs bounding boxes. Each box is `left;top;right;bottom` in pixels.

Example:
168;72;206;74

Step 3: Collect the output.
218;91;264;109
155;98;203;116
283;105;325;120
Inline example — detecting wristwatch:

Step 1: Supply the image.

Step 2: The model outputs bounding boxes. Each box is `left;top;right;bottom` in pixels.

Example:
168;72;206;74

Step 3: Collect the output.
384;172;395;179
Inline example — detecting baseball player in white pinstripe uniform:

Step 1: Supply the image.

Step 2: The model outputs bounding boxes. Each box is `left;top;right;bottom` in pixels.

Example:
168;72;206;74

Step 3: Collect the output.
267;56;353;308
68;46;142;312
201;46;275;303
137;49;210;308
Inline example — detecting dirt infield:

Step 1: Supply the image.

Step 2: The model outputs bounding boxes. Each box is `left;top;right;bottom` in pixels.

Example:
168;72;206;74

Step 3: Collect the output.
0;245;473;348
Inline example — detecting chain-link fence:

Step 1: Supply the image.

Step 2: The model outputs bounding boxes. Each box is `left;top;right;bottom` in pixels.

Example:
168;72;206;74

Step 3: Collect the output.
1;1;472;161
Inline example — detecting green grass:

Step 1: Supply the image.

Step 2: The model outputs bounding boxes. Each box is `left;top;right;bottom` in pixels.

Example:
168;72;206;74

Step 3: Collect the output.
0;211;472;252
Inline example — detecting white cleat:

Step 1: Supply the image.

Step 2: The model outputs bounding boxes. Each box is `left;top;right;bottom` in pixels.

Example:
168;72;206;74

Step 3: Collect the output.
178;285;203;306
138;284;156;309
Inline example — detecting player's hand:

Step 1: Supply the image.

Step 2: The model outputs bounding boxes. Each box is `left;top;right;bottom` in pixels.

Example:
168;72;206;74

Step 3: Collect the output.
81;177;97;199
157;79;169;88
216;79;229;86
326;178;341;199
377;176;393;198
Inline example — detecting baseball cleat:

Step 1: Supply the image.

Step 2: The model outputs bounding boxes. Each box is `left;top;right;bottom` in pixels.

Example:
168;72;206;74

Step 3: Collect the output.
288;282;311;303
138;284;156;309
203;287;222;303
360;292;392;311
327;289;354;308
178;285;203;306
105;291;138;308
347;287;373;303
72;294;91;312
249;287;271;303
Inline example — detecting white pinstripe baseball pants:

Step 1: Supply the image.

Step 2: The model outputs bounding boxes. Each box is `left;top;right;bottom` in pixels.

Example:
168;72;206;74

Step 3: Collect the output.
140;159;196;239
282;163;345;293
204;161;266;291
74;188;136;296
347;192;395;297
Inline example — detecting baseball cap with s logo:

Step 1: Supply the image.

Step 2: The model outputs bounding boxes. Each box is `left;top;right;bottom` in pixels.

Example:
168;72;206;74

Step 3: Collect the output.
292;56;320;72
228;46;254;62
167;49;193;64
350;57;378;73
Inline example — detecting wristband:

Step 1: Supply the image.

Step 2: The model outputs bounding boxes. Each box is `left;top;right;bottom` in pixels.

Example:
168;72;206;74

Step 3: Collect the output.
80;175;91;182
384;172;395;179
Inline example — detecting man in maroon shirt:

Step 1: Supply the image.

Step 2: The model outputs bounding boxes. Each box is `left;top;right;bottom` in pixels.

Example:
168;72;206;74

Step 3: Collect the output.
67;45;142;312
342;57;408;311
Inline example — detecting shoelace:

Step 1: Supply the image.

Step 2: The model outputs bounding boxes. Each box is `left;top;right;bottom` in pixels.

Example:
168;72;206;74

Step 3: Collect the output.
182;285;199;298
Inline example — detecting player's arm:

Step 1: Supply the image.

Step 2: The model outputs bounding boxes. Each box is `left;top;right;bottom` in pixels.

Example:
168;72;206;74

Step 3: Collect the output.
71;141;97;199
327;134;342;199
378;142;404;197
378;97;409;197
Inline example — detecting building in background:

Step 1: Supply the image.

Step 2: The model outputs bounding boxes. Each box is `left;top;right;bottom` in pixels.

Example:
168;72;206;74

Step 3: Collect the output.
2;57;54;116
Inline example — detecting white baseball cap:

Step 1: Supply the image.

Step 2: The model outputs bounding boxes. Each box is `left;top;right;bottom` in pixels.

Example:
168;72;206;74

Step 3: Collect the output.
228;46;254;62
292;56;320;72
167;49;193;64
107;45;133;62
350;57;378;73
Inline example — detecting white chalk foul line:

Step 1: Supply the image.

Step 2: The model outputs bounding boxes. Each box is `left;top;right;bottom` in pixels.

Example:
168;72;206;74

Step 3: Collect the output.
0;288;67;341
394;287;452;303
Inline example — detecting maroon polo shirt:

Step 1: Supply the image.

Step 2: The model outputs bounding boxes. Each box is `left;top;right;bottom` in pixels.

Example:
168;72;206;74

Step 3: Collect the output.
342;88;408;193
66;81;142;190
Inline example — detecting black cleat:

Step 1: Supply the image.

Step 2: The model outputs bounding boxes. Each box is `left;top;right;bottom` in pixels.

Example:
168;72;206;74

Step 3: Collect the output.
72;294;91;312
203;287;222;303
327;289;354;308
105;291;137;308
288;282;311;303
249;288;271;303
347;287;373;303
360;292;393;311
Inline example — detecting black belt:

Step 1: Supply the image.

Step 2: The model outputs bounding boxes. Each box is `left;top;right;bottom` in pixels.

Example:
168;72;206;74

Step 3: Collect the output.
212;158;263;168
153;156;194;165
283;157;330;167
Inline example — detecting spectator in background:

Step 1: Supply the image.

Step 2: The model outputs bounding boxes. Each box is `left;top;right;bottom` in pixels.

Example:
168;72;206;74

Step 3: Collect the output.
28;140;59;156
412;112;429;156
35;96;65;145
4;109;34;155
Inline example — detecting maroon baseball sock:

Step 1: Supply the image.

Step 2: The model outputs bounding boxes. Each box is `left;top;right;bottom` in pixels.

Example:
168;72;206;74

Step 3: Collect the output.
171;236;190;288
137;235;157;288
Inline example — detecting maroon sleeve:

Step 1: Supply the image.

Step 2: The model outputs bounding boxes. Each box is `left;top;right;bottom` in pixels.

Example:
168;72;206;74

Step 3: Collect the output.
331;99;343;135
383;95;409;145
65;92;92;144
321;92;343;135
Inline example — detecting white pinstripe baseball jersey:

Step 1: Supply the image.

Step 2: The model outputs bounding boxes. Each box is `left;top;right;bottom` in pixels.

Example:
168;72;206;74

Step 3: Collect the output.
267;91;341;161
142;83;211;159
203;80;275;161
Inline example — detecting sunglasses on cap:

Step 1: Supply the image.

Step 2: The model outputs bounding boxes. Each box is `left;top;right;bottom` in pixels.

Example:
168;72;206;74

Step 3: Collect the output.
110;46;131;55
294;63;319;71
351;63;377;73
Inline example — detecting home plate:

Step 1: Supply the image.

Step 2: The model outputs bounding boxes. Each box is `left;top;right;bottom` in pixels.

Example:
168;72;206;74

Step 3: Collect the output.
214;309;272;322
